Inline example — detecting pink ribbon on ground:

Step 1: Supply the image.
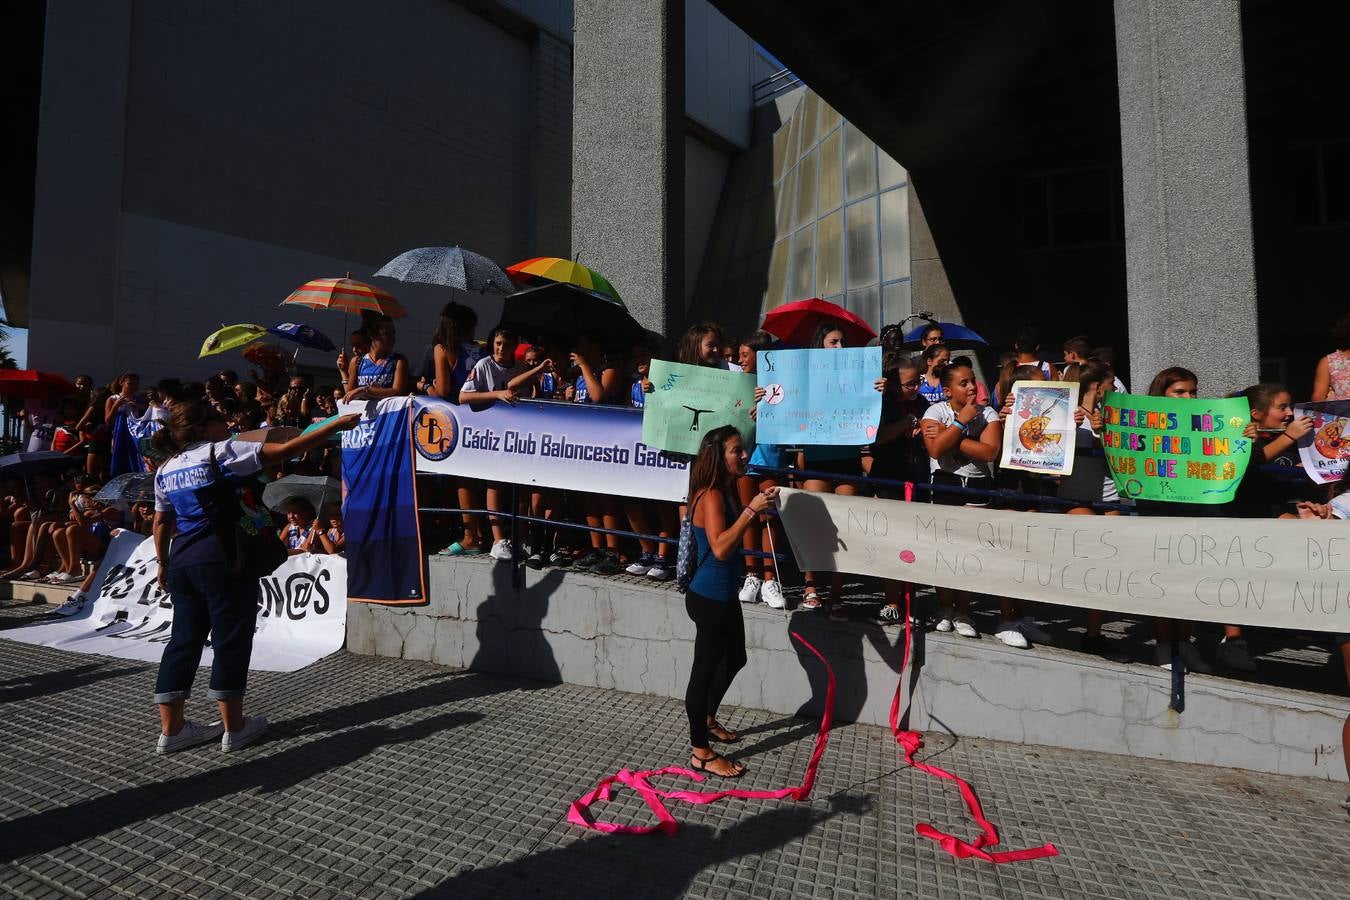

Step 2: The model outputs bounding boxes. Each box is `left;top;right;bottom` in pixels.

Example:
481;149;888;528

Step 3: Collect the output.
568;486;1058;862
893;480;1059;863
567;631;834;835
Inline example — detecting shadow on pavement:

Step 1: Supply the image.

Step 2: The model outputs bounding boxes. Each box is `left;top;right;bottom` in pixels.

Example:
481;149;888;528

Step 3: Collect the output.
0;662;147;704
414;793;874;900
0;710;482;864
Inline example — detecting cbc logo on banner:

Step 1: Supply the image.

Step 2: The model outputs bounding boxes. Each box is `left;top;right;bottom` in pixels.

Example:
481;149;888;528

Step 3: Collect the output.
414;405;459;461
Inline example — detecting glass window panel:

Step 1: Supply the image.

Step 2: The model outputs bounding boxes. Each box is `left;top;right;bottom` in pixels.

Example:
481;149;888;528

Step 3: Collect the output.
844;123;877;203
772;125;791;183
765;238;789;309
847;284;881;333
799;92;819;157
817;128;842;215
878;149;907;189
882;281;912;326
845;198;879;288
818;100;842;138
879;187;910;282
788;224;816;300
775;165;797;236
793;147;817;230
816;209;844;298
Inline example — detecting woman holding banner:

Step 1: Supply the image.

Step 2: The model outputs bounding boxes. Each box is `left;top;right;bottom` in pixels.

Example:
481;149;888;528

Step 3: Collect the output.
150;399;358;754
684;425;779;778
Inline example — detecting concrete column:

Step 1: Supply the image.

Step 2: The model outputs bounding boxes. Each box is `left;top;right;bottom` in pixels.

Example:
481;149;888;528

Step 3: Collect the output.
572;0;685;338
1113;0;1258;395
26;0;133;379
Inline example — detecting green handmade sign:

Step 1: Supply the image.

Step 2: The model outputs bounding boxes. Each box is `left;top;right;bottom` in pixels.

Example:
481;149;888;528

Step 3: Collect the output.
641;360;756;455
1100;392;1253;504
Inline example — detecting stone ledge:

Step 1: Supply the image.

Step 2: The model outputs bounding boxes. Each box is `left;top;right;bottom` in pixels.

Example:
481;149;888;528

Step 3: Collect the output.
346;555;1350;782
0;579;78;606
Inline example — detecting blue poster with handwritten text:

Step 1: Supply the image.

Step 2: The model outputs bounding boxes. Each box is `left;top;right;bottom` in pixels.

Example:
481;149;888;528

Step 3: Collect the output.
755;347;883;446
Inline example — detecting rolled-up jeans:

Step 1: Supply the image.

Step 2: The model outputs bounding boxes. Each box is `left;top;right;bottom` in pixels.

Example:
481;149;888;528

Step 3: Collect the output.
154;562;258;703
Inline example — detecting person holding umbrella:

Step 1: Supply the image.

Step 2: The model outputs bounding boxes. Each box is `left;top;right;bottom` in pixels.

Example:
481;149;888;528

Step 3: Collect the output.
150;399;358;754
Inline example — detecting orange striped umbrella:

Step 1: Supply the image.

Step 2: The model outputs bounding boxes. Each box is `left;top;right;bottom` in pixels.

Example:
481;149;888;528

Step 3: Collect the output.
280;275;406;318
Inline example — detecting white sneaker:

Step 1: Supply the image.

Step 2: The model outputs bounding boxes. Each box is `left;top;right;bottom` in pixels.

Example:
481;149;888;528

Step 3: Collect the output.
156;720;225;754
645;561;671;581
489;539;513;561
625;555;654;576
738;575;762;604
761;580;786;609
952;615;979;639
221;715;269;753
995;622;1030;648
54;591;88;616
1216;637;1257;672
1177;640;1212;675
1018;616;1052;644
935;608;955;632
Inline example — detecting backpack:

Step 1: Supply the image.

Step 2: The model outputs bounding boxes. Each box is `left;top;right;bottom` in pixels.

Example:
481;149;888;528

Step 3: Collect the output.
206;446;288;580
675;491;712;591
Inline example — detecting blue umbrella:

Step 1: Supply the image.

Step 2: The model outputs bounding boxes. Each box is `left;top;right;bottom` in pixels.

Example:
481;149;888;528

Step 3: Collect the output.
899;320;987;350
269;322;336;353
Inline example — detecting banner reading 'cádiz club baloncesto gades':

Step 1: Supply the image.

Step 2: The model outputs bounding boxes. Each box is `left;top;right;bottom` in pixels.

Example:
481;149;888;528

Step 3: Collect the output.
411;397;690;502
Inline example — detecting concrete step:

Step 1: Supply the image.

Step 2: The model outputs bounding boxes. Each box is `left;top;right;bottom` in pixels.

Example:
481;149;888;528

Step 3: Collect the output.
0;578;78;607
346;554;1350;782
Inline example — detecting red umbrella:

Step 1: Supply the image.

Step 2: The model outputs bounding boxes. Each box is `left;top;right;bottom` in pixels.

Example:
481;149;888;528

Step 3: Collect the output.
760;298;877;348
0;369;76;399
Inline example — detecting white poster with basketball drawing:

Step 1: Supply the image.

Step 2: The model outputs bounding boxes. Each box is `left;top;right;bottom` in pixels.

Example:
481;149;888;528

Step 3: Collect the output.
1293;400;1350;484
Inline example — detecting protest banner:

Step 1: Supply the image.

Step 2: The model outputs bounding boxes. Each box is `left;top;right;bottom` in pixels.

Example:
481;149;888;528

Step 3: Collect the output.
641;360;756;454
1000;380;1080;476
341;397;425;604
1293;400;1350;485
412;396;689;502
1;532;348;671
1100;392;1253;503
775;488;1350;633
755;347;882;446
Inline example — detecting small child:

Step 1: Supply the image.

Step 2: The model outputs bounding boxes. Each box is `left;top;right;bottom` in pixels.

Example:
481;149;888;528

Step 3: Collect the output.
315;504;345;554
279;498;316;556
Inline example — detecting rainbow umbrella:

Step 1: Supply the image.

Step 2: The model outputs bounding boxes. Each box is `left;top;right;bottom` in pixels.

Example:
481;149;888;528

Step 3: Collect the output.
506;257;623;305
200;323;268;359
281;275;406;319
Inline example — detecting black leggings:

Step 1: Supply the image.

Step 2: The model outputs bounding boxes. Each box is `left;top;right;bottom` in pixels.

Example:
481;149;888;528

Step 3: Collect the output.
684;589;748;749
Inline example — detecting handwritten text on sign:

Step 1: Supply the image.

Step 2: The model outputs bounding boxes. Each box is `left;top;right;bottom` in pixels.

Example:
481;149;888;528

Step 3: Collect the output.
1100;393;1253;504
776;488;1350;632
755;347;882;446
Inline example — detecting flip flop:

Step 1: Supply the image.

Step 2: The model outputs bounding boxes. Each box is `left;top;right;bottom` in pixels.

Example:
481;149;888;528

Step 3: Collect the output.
439;542;482;556
689;752;744;779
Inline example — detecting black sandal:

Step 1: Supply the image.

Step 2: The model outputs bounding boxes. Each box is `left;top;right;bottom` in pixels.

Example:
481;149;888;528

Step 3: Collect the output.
707;720;741;743
689;752;744;779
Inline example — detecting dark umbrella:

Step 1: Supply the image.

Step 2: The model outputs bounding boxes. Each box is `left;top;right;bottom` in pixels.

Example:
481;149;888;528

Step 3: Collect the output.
0;451;83;479
373;246;515;294
497;281;645;350
269;322;336;353
898;320;987;351
262;475;342;514
94;473;155;504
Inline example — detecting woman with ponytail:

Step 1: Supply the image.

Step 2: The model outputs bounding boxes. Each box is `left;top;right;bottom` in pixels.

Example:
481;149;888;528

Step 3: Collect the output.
150;399;358;755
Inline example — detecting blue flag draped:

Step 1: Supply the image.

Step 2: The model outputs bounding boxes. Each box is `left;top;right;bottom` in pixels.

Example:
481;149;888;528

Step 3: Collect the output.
341;397;425;604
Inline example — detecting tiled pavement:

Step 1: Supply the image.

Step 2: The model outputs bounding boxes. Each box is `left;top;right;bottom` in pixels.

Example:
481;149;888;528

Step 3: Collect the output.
1;601;1346;899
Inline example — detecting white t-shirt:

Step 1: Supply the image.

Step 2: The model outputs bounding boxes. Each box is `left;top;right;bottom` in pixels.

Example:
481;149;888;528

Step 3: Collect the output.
24;403;59;452
462;357;527;394
921;401;999;478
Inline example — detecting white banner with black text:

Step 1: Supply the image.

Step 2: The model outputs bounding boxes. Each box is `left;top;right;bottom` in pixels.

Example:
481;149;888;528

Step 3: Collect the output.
776;488;1350;633
2;532;347;671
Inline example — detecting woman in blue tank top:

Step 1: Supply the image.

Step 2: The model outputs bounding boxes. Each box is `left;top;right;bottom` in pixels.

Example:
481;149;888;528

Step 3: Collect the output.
342;315;409;402
683;425;779;779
